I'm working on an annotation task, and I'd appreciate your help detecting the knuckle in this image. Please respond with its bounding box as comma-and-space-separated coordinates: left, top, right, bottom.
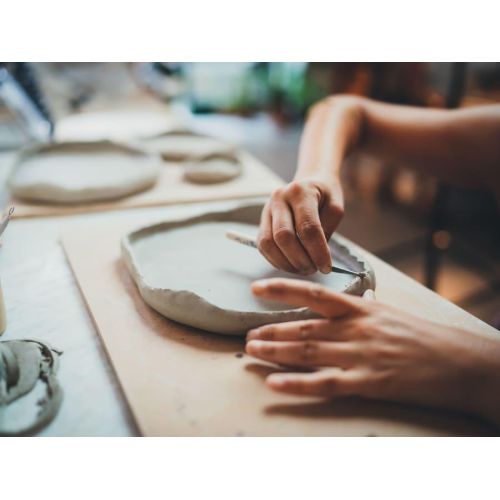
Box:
350, 318, 373, 340
309, 283, 326, 299
318, 376, 339, 396
285, 181, 304, 198
298, 321, 314, 339
274, 227, 295, 246
300, 341, 318, 362
257, 235, 274, 253
260, 326, 276, 340
271, 187, 285, 200
298, 221, 320, 240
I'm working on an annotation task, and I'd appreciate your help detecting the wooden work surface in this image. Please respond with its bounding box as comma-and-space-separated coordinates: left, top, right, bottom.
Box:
10, 152, 282, 218
61, 213, 499, 436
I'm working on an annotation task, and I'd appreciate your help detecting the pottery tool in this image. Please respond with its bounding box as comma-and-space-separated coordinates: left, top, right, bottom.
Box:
0, 207, 14, 238
226, 230, 367, 278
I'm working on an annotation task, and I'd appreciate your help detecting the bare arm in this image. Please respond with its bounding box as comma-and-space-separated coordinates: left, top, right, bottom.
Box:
299, 94, 500, 188
258, 95, 500, 274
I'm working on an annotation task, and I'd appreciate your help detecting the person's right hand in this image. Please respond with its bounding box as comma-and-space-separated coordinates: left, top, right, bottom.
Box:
257, 178, 344, 275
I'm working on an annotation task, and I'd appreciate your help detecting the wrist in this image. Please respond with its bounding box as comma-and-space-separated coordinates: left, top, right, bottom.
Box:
293, 171, 340, 189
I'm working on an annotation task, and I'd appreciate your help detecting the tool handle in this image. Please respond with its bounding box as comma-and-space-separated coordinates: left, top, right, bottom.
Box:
226, 230, 258, 249
0, 206, 14, 239
226, 229, 367, 279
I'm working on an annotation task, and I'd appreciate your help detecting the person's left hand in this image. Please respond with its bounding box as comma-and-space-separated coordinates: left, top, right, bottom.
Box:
245, 278, 500, 424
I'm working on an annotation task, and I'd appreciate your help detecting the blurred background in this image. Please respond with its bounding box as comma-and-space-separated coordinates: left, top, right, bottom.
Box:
1, 62, 499, 327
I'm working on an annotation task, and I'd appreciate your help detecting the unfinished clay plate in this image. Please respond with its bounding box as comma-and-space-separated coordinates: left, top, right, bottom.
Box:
121, 204, 376, 335
8, 141, 162, 204
137, 129, 236, 162
183, 152, 243, 185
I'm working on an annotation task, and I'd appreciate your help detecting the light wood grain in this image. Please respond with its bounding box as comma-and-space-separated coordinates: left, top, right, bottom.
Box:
61, 217, 499, 436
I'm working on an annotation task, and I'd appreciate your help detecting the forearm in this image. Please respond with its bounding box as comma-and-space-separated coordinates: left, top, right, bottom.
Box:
361, 99, 500, 189
295, 96, 364, 185
296, 95, 500, 191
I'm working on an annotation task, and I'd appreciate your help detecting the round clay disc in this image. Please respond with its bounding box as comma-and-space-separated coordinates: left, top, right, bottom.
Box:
184, 155, 243, 184
139, 131, 235, 162
8, 141, 161, 204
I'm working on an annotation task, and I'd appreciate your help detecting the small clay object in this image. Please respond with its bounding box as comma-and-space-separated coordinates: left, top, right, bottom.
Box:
184, 153, 243, 185
138, 129, 235, 162
0, 339, 63, 436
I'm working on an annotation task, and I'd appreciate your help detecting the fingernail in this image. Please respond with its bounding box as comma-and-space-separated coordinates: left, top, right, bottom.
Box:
320, 266, 331, 274
251, 281, 267, 294
267, 374, 286, 388
245, 340, 262, 354
246, 329, 259, 340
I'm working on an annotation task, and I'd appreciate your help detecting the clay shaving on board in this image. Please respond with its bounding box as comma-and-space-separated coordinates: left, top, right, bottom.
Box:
0, 339, 63, 436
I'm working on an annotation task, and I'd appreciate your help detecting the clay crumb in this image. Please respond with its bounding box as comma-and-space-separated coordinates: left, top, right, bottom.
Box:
235, 352, 244, 359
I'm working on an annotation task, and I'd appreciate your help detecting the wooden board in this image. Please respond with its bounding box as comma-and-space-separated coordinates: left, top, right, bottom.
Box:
61, 215, 499, 436
10, 152, 283, 218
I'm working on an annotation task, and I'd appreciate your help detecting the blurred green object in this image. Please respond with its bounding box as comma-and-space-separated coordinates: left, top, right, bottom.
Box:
186, 63, 328, 122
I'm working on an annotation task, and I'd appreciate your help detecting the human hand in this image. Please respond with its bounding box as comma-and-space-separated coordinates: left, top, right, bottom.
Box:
257, 178, 344, 276
246, 278, 500, 424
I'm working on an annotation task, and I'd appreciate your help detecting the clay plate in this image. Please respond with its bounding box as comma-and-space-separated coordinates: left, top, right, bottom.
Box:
121, 204, 375, 335
8, 140, 161, 204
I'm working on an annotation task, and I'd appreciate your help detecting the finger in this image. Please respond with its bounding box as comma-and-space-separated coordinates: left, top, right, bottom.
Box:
319, 200, 343, 242
251, 278, 362, 318
257, 203, 297, 273
363, 289, 376, 301
266, 369, 363, 397
245, 339, 358, 368
271, 199, 315, 274
286, 189, 332, 274
247, 319, 351, 342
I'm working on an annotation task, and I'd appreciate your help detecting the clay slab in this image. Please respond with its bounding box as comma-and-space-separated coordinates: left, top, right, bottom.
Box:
184, 153, 243, 184
137, 130, 235, 162
122, 204, 375, 335
8, 141, 162, 204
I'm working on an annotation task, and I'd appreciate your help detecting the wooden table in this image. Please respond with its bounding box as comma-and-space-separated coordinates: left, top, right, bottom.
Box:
1, 115, 498, 436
